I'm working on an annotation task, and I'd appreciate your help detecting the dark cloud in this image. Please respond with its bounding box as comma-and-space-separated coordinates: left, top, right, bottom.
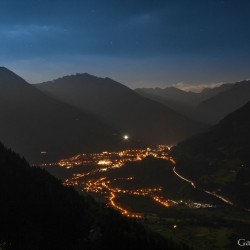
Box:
0, 0, 249, 86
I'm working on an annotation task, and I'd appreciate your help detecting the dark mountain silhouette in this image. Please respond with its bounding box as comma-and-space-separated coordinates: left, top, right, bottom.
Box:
135, 87, 199, 118
172, 101, 250, 208
0, 67, 123, 163
135, 84, 233, 119
35, 74, 204, 146
196, 81, 250, 124
0, 142, 186, 250
136, 87, 199, 107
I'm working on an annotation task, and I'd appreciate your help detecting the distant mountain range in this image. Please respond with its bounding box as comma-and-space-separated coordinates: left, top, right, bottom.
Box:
136, 84, 233, 108
196, 81, 250, 123
136, 81, 250, 124
135, 84, 233, 118
172, 101, 250, 208
0, 67, 203, 163
35, 73, 203, 146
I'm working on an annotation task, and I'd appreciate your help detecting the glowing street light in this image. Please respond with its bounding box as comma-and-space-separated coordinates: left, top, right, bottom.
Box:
123, 135, 129, 140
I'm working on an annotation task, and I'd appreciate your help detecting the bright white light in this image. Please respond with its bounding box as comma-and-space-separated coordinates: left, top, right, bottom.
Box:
97, 160, 111, 165
123, 135, 129, 140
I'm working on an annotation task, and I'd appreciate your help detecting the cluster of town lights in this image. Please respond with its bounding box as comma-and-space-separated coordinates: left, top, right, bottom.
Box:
44, 144, 220, 217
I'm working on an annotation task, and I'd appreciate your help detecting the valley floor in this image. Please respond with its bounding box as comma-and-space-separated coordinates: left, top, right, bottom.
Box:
40, 146, 250, 249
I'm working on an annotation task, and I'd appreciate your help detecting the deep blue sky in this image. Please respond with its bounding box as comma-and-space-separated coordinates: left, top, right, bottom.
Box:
0, 0, 250, 88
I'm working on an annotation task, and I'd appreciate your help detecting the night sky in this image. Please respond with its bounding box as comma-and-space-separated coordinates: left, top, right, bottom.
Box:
0, 0, 250, 89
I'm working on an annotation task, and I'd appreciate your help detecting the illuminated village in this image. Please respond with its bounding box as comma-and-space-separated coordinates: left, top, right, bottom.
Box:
41, 144, 216, 218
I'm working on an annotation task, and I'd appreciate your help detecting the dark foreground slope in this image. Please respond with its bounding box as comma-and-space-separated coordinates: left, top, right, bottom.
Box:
0, 67, 122, 163
0, 142, 187, 250
36, 74, 204, 145
172, 101, 250, 208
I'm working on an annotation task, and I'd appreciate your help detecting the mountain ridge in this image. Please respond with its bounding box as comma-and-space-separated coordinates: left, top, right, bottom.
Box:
0, 68, 125, 163
196, 80, 250, 123
36, 73, 205, 146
